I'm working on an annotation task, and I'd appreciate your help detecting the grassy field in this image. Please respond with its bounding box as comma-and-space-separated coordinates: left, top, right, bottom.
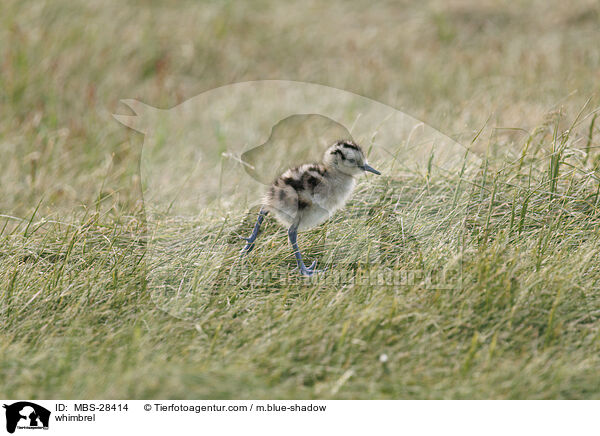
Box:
1, 0, 600, 399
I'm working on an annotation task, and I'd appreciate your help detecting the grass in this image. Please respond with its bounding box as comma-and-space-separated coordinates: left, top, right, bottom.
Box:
1, 0, 600, 399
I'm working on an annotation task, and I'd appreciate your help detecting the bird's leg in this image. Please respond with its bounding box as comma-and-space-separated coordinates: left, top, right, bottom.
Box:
288, 224, 322, 276
240, 208, 268, 256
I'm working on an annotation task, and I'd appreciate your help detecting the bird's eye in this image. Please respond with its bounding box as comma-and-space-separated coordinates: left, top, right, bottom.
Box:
348, 158, 356, 164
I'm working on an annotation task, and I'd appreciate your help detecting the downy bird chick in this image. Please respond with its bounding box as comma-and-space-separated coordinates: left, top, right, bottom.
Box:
241, 140, 381, 276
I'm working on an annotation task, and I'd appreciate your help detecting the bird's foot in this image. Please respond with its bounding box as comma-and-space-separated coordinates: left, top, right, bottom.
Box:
299, 260, 327, 277
240, 246, 252, 257
239, 237, 255, 257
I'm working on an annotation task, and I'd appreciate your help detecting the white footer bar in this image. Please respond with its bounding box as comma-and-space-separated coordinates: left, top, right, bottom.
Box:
0, 400, 595, 435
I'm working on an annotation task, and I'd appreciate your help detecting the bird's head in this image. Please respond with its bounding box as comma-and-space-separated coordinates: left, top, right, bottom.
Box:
323, 140, 381, 176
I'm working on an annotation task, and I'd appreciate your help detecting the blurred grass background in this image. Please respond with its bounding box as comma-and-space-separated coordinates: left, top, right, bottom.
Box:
2, 0, 599, 215
1, 0, 600, 398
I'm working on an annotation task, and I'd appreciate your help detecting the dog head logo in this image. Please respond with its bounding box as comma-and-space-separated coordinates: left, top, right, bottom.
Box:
114, 80, 480, 320
3, 402, 50, 434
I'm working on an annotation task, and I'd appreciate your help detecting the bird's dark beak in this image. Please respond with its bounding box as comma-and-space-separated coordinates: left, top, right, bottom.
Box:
362, 164, 381, 175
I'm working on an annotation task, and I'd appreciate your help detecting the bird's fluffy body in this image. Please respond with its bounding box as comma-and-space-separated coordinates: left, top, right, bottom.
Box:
264, 162, 356, 231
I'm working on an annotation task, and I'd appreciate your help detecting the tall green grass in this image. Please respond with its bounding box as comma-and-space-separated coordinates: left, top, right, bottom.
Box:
1, 0, 599, 398
2, 110, 600, 398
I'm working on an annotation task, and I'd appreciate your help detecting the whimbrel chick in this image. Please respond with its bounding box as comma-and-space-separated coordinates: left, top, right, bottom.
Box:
241, 140, 381, 276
